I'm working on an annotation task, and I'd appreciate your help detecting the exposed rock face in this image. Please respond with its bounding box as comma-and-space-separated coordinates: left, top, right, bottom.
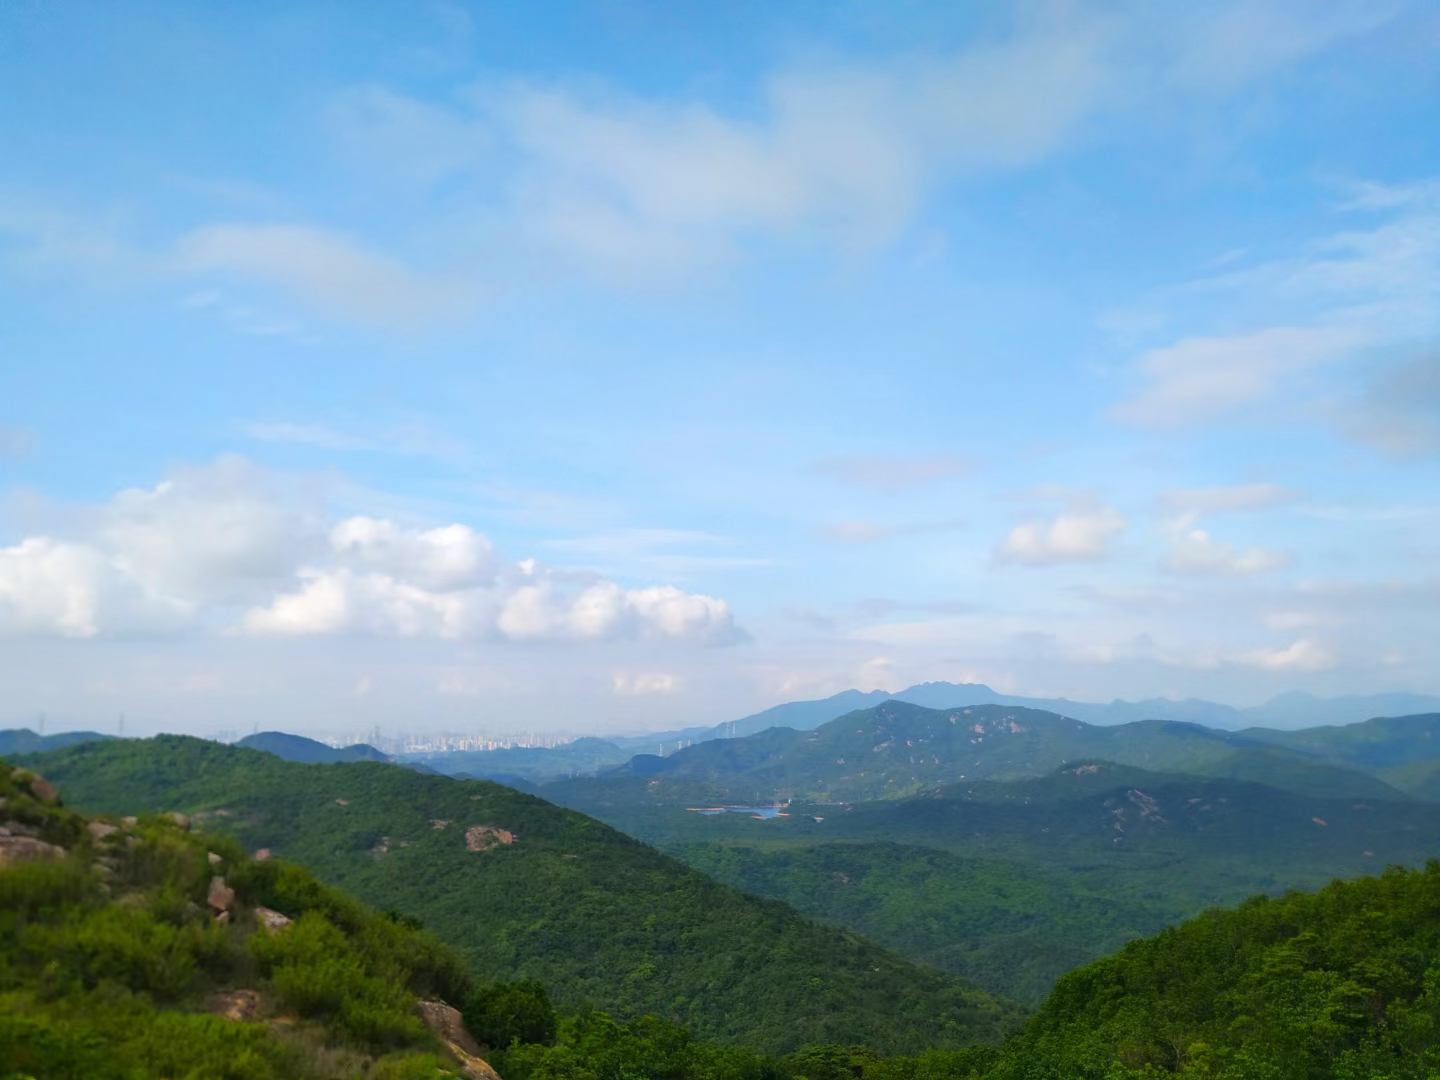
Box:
11, 768, 59, 804
164, 812, 191, 830
0, 833, 65, 865
465, 825, 516, 852
210, 989, 263, 1022
415, 1000, 501, 1080
254, 906, 291, 933
88, 821, 120, 840
207, 875, 235, 913
208, 851, 222, 866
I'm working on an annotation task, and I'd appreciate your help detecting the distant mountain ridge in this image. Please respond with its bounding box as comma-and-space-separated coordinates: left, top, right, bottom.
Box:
462, 683, 1440, 782
552, 702, 1440, 806
698, 682, 1440, 743
0, 727, 113, 755
237, 730, 390, 764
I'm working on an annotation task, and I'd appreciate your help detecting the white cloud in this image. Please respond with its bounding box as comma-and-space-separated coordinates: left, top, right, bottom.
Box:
813, 455, 974, 490
1161, 517, 1290, 577
997, 506, 1127, 565
244, 530, 742, 646
1244, 638, 1337, 672
1111, 326, 1361, 429
1158, 483, 1297, 513
0, 537, 191, 638
613, 672, 680, 695
308, 2, 1401, 281
174, 224, 476, 327
97, 457, 322, 604
0, 459, 744, 646
330, 516, 497, 591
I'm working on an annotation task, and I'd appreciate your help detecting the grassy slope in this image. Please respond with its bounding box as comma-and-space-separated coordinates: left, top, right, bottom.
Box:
25, 735, 1019, 1055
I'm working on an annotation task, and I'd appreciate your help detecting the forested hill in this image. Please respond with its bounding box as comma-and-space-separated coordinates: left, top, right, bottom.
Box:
582, 701, 1440, 803
989, 860, 1440, 1078
22, 735, 1019, 1054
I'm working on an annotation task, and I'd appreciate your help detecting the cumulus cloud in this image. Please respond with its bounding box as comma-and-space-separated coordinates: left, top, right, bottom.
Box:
0, 537, 190, 638
0, 458, 320, 638
1161, 516, 1290, 577
1110, 326, 1360, 429
996, 506, 1127, 565
813, 455, 974, 490
242, 520, 742, 645
0, 460, 745, 646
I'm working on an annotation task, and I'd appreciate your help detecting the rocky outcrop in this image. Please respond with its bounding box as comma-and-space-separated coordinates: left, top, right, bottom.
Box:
465, 825, 516, 852
11, 768, 59, 804
207, 875, 235, 915
254, 905, 291, 933
210, 988, 263, 1022
415, 1000, 501, 1080
0, 828, 65, 865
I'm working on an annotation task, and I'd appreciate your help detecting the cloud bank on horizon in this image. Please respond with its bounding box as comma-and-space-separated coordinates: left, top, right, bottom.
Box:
0, 0, 1437, 737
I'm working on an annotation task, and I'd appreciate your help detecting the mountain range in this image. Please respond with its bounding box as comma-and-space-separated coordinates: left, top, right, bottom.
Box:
406, 682, 1440, 784
548, 700, 1440, 805
18, 734, 1016, 1054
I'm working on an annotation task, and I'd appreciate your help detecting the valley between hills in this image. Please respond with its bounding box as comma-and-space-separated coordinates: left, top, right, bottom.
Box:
9, 687, 1440, 1078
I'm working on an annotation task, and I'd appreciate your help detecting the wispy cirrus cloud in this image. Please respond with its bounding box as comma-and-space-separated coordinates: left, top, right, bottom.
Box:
1110, 325, 1361, 429
1158, 483, 1298, 513
813, 455, 974, 490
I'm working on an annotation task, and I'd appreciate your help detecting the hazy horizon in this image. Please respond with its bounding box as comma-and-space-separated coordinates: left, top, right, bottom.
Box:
3, 2, 1439, 736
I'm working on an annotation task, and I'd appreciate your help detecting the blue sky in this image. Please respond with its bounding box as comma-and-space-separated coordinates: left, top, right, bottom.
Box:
2, 0, 1439, 738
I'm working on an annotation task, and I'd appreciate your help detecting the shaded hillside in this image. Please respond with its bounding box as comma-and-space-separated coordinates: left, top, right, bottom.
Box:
238, 731, 390, 764
0, 757, 486, 1080
23, 736, 1019, 1054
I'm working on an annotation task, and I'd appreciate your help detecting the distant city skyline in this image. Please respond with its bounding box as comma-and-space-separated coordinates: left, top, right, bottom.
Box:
2, 1, 1439, 737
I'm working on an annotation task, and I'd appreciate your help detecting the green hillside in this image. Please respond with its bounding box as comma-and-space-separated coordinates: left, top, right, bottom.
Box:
22, 735, 1019, 1054
0, 758, 488, 1080
555, 760, 1440, 1005
988, 860, 1440, 1079
577, 702, 1411, 805
672, 840, 1172, 1007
